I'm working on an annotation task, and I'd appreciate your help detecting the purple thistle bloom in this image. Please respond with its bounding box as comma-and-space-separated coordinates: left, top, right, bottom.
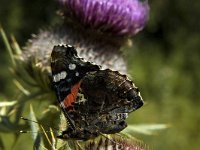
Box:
58, 0, 149, 36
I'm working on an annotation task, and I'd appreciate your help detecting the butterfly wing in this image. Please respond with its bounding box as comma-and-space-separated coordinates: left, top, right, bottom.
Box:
51, 45, 100, 130
74, 69, 143, 134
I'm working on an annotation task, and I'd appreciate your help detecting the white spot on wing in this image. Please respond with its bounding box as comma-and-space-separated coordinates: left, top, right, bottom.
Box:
53, 71, 67, 82
53, 74, 60, 82
124, 113, 128, 119
67, 45, 72, 48
75, 72, 79, 76
69, 63, 76, 70
60, 71, 67, 79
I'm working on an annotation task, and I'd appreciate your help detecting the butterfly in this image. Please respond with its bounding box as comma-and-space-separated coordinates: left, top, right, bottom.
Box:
51, 45, 143, 140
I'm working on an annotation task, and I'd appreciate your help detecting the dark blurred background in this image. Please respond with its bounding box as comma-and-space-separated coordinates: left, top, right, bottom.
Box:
0, 0, 200, 149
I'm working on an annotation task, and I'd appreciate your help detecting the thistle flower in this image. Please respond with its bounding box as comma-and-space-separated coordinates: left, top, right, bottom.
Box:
58, 134, 149, 149
84, 136, 149, 150
58, 0, 150, 36
23, 26, 128, 75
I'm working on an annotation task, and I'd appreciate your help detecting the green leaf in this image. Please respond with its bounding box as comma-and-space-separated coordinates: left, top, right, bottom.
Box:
0, 101, 17, 107
11, 35, 22, 55
0, 27, 15, 66
123, 124, 169, 135
13, 79, 30, 96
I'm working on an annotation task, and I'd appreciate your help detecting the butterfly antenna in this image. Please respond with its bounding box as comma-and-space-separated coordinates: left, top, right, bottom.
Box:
20, 126, 57, 149
20, 116, 60, 132
19, 130, 57, 134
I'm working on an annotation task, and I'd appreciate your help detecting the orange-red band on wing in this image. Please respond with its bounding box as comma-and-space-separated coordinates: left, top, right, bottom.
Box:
63, 81, 81, 110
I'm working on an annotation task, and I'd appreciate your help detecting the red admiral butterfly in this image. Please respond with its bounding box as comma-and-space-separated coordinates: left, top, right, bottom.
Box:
51, 45, 143, 140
